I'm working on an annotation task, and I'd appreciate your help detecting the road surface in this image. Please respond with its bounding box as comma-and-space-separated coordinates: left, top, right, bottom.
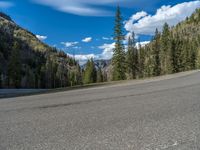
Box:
0, 70, 200, 150
0, 89, 47, 98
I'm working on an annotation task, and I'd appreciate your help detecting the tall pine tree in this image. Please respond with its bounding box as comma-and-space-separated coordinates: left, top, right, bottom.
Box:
112, 6, 126, 81
138, 41, 145, 78
152, 28, 161, 76
161, 23, 171, 74
126, 32, 138, 79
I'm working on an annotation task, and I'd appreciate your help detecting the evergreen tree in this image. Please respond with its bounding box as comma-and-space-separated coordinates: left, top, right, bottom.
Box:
161, 23, 171, 74
96, 67, 103, 83
83, 58, 97, 84
8, 42, 21, 88
56, 63, 65, 88
152, 28, 161, 76
52, 60, 58, 88
45, 54, 53, 88
112, 6, 126, 81
189, 40, 197, 70
170, 38, 179, 73
138, 41, 145, 78
170, 34, 188, 73
126, 32, 138, 79
143, 46, 153, 77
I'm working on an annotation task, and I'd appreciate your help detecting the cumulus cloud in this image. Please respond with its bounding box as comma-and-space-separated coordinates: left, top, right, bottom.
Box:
61, 41, 79, 48
36, 35, 47, 41
82, 37, 92, 43
125, 1, 200, 35
98, 42, 115, 60
130, 11, 148, 21
32, 0, 132, 16
0, 1, 14, 8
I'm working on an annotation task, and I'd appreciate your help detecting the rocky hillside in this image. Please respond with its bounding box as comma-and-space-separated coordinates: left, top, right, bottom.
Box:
0, 12, 82, 88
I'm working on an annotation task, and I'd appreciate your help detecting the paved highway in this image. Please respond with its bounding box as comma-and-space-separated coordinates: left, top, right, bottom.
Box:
0, 71, 200, 150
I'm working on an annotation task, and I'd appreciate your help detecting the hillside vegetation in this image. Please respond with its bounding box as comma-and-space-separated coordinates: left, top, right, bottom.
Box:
1, 8, 200, 89
109, 8, 200, 81
0, 12, 82, 88
139, 8, 200, 77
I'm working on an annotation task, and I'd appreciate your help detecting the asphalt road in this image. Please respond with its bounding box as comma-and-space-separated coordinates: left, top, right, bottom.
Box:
0, 89, 47, 98
0, 70, 200, 150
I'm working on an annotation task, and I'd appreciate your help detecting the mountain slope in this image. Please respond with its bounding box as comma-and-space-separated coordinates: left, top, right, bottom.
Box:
104, 9, 200, 80
0, 12, 82, 88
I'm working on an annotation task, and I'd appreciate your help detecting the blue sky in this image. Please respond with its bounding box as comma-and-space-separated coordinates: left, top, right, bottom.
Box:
0, 0, 200, 64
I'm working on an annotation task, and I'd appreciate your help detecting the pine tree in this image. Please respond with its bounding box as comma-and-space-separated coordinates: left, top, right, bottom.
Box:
96, 67, 103, 83
189, 40, 197, 70
143, 45, 153, 77
83, 58, 97, 84
170, 34, 185, 73
161, 23, 171, 74
170, 38, 179, 73
45, 54, 53, 88
112, 6, 126, 81
8, 41, 21, 88
152, 28, 161, 76
56, 63, 64, 88
138, 41, 145, 78
126, 32, 138, 79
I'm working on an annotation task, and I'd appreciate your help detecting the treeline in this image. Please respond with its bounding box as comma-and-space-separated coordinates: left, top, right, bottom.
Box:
83, 8, 200, 83
0, 38, 82, 89
111, 7, 200, 81
1, 8, 200, 89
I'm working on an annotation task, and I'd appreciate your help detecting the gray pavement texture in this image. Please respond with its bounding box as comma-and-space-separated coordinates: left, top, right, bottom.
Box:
0, 70, 200, 150
0, 89, 47, 98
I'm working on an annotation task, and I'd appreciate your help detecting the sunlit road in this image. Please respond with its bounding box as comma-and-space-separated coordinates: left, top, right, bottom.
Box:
0, 70, 200, 150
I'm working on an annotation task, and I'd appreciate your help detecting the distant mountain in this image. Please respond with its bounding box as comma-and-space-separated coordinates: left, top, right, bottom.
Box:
82, 59, 111, 68
0, 12, 82, 88
93, 60, 113, 81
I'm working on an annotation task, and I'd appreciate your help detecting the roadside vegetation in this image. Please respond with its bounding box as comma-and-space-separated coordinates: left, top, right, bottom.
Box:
1, 8, 200, 89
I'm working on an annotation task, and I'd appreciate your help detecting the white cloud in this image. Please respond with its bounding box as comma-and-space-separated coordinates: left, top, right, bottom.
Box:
68, 41, 149, 65
61, 41, 78, 48
102, 37, 113, 40
32, 0, 132, 16
68, 53, 96, 65
125, 1, 200, 35
136, 41, 150, 48
0, 1, 14, 8
67, 42, 114, 65
36, 35, 47, 41
131, 11, 148, 21
74, 54, 96, 60
98, 42, 115, 60
73, 46, 81, 49
82, 37, 92, 43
